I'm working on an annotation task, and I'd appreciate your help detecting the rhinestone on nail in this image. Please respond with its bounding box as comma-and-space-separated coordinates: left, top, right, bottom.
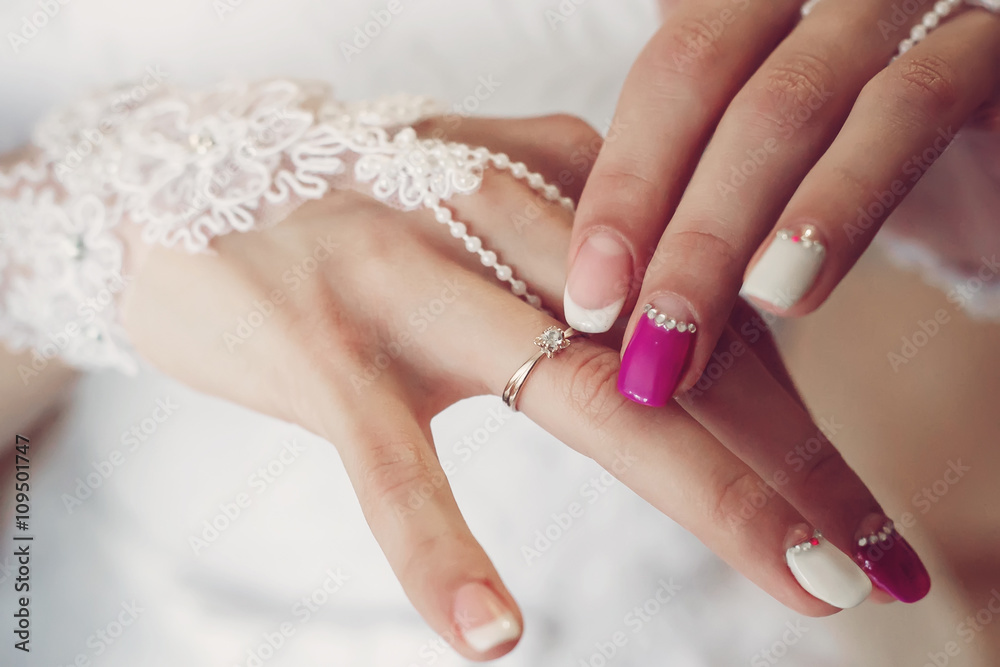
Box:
642, 306, 696, 334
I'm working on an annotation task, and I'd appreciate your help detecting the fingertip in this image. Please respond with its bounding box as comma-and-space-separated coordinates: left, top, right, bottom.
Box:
564, 230, 633, 334
453, 581, 523, 659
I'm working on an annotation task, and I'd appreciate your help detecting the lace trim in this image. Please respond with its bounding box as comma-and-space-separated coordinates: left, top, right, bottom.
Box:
0, 79, 574, 373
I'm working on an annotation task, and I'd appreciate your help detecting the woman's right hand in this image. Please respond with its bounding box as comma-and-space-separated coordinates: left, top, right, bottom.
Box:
118, 114, 924, 660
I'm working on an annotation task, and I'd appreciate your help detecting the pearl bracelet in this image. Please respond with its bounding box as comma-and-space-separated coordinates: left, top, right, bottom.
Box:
802, 0, 1000, 62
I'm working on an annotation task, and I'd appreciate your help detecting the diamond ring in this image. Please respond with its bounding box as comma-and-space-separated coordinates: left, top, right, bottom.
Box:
502, 326, 582, 411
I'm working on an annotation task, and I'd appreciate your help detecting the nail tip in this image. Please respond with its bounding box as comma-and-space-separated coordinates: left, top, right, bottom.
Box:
852, 524, 931, 604
562, 289, 622, 334
463, 616, 522, 653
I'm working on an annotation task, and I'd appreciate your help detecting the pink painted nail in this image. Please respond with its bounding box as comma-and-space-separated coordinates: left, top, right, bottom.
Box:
617, 299, 696, 407
852, 516, 931, 603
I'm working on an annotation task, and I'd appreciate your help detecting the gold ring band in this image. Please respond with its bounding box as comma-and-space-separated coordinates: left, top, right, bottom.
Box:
502, 326, 581, 411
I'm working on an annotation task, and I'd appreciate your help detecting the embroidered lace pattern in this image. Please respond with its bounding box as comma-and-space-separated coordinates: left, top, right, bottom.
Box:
0, 79, 575, 372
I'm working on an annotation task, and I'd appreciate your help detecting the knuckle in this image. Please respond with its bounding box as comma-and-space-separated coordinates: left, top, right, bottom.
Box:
710, 470, 770, 531
591, 164, 661, 212
660, 227, 741, 274
882, 55, 961, 118
564, 347, 629, 429
361, 438, 437, 506
546, 113, 602, 149
740, 52, 837, 134
797, 443, 851, 493
653, 15, 727, 80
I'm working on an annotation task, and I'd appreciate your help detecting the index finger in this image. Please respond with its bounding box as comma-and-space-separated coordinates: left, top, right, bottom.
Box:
563, 0, 801, 334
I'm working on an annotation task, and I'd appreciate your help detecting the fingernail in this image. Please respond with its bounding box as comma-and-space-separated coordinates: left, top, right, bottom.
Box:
852, 515, 931, 603
564, 231, 631, 333
454, 582, 521, 654
742, 226, 826, 310
785, 526, 872, 609
617, 297, 695, 406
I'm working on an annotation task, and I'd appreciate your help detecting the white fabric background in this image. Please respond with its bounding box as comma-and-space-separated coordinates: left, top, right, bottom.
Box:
1, 1, 842, 665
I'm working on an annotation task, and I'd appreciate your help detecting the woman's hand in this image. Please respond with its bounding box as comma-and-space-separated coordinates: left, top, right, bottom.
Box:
119, 115, 922, 661
564, 0, 1000, 404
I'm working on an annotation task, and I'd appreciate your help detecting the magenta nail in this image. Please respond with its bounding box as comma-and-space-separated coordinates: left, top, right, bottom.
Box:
617, 303, 695, 407
852, 517, 931, 603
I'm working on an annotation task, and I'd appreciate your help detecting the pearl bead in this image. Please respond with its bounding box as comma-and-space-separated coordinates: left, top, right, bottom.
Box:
480, 250, 497, 267
526, 295, 542, 307
511, 280, 526, 296
922, 12, 939, 27
910, 24, 927, 41
527, 173, 544, 188
934, 1, 950, 15
449, 222, 466, 238
495, 265, 512, 281
899, 38, 914, 53
464, 236, 482, 252
510, 162, 527, 178
434, 207, 452, 223
491, 153, 510, 168
543, 184, 560, 199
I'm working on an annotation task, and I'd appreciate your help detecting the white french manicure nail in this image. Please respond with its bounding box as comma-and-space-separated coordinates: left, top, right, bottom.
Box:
563, 288, 625, 333
455, 582, 521, 653
785, 531, 872, 609
742, 227, 825, 310
463, 616, 522, 653
563, 232, 631, 333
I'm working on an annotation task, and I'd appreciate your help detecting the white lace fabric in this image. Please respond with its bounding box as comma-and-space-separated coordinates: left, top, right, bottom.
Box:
0, 79, 572, 373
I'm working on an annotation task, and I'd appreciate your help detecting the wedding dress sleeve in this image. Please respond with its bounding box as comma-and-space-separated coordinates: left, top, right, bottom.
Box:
0, 79, 573, 374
